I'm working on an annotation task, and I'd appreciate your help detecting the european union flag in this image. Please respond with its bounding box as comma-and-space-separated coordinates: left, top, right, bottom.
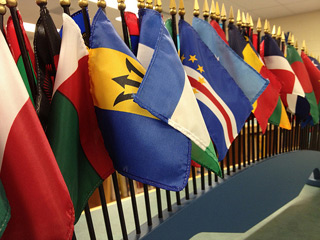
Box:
88, 9, 191, 191
179, 20, 252, 161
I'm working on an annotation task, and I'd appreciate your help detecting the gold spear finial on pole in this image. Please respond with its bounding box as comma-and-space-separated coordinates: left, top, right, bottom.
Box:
250, 15, 253, 28
228, 6, 234, 23
215, 1, 220, 21
155, 0, 162, 13
146, 0, 153, 9
281, 31, 285, 42
169, 0, 176, 15
203, 0, 209, 19
295, 39, 298, 50
276, 26, 281, 39
137, 0, 145, 9
193, 0, 200, 17
210, 0, 215, 20
117, 0, 126, 11
301, 40, 306, 51
263, 19, 269, 34
236, 9, 241, 27
220, 3, 226, 21
256, 17, 261, 32
246, 12, 250, 27
60, 0, 71, 7
271, 25, 276, 38
178, 0, 185, 17
288, 32, 292, 45
267, 21, 271, 34
241, 11, 246, 27
292, 35, 295, 47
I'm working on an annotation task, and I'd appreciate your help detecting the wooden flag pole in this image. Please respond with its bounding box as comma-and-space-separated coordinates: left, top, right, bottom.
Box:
78, 0, 90, 47
117, 0, 130, 48
7, 0, 37, 102
60, 0, 70, 15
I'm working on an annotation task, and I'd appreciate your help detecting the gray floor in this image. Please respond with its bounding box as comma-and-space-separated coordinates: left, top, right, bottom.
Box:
191, 184, 320, 240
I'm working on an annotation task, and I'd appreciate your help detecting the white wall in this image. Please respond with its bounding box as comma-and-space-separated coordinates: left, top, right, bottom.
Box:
269, 10, 320, 57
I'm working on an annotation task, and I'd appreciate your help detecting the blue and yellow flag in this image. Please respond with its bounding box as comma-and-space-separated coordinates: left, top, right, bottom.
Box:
88, 9, 191, 191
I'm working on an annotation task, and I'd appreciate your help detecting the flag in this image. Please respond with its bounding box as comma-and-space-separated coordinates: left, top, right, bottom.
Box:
46, 14, 114, 222
89, 9, 194, 191
124, 11, 140, 56
34, 6, 61, 127
286, 45, 319, 124
261, 34, 309, 120
0, 31, 74, 240
210, 19, 228, 44
60, 9, 89, 37
228, 23, 281, 132
135, 9, 221, 175
179, 19, 252, 161
308, 56, 320, 71
192, 17, 269, 105
301, 51, 320, 116
6, 11, 36, 106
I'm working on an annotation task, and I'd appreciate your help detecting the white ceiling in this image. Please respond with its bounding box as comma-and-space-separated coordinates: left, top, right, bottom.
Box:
2, 0, 320, 40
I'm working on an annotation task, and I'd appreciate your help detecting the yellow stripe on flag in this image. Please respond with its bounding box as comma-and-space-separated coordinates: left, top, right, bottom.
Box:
279, 101, 291, 130
242, 44, 263, 73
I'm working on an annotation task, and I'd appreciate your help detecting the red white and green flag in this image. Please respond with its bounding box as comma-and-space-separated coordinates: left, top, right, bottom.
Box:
46, 14, 114, 222
286, 45, 319, 124
301, 51, 320, 120
0, 30, 74, 240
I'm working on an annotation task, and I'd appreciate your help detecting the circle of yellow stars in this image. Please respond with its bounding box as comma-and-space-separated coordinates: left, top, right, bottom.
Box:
180, 54, 206, 94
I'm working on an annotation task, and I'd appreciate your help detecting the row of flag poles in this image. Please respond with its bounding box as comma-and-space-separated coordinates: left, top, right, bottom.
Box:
0, 0, 319, 239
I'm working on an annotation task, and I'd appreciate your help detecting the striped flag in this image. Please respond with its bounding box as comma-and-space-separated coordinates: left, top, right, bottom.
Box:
0, 30, 74, 240
192, 17, 269, 105
262, 34, 310, 120
179, 19, 252, 161
228, 24, 281, 133
89, 9, 196, 190
301, 51, 320, 118
135, 9, 221, 175
286, 45, 319, 124
46, 14, 114, 222
124, 11, 140, 55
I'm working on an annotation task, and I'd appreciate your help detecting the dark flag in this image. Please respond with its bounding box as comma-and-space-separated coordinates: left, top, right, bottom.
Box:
34, 6, 61, 127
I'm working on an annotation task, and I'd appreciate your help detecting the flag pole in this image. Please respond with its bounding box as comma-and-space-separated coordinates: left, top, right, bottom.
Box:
209, 0, 215, 22
256, 18, 261, 53
78, 0, 90, 47
241, 11, 246, 35
118, 0, 131, 48
167, 0, 182, 205
60, 0, 70, 15
0, 2, 5, 36
276, 26, 281, 47
215, 1, 220, 23
249, 15, 253, 41
246, 12, 250, 37
7, 0, 37, 102
220, 3, 226, 32
137, 0, 154, 223
178, 0, 192, 197
271, 24, 276, 40
236, 9, 241, 31
202, 0, 209, 22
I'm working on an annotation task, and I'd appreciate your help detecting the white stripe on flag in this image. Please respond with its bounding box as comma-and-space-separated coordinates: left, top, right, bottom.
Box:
53, 14, 88, 96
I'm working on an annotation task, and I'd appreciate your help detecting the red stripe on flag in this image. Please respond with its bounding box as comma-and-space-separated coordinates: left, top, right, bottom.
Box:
291, 61, 313, 93
269, 69, 295, 94
58, 56, 114, 179
188, 76, 234, 144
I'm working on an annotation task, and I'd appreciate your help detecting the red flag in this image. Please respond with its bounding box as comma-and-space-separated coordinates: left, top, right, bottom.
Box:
210, 20, 228, 45
0, 31, 74, 240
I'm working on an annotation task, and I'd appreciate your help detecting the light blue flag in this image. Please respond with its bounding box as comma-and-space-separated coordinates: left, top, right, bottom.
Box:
135, 9, 221, 175
192, 17, 269, 104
